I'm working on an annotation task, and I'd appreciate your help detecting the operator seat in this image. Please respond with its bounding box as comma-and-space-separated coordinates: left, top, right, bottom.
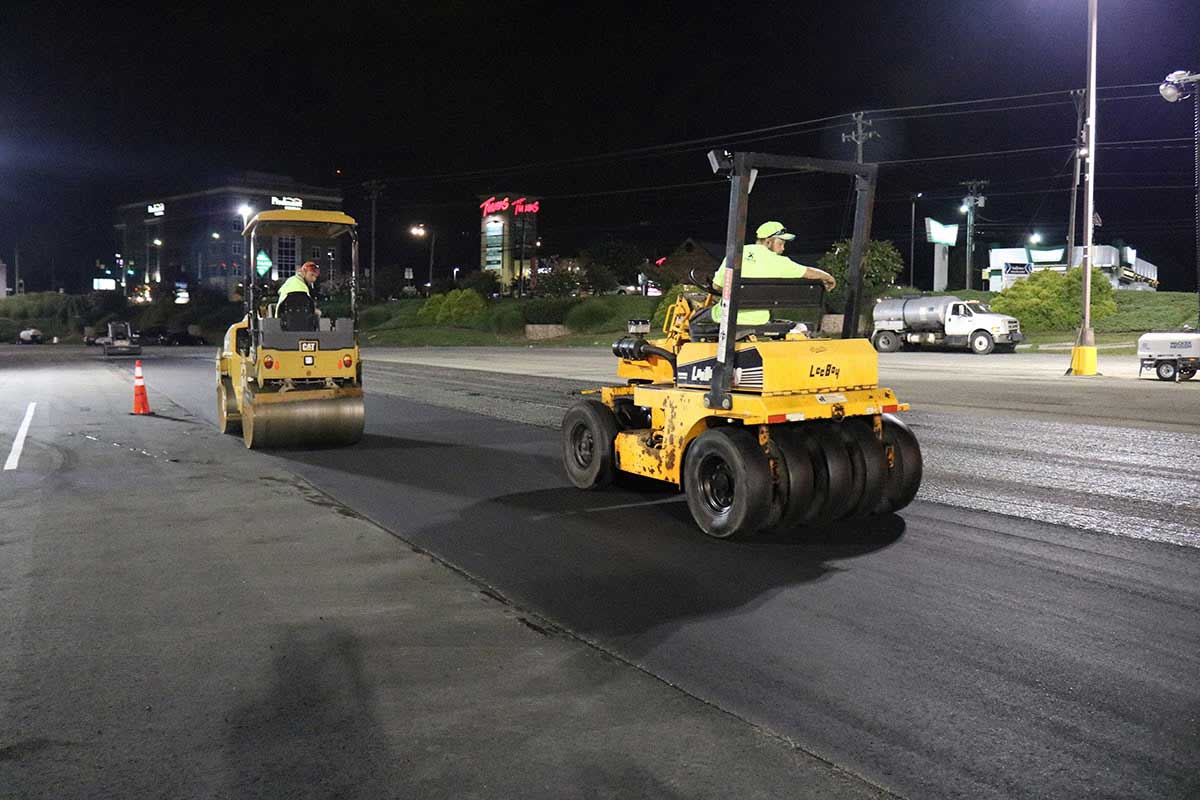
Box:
687, 277, 824, 342
277, 292, 318, 332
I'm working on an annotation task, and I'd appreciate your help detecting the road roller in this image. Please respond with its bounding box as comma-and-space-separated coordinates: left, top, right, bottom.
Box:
216, 209, 364, 449
561, 150, 922, 538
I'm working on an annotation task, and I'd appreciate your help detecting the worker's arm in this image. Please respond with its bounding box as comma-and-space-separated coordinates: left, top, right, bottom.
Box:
801, 265, 837, 291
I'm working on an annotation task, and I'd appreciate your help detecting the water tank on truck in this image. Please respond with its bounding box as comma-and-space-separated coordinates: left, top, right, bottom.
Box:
871, 295, 1023, 355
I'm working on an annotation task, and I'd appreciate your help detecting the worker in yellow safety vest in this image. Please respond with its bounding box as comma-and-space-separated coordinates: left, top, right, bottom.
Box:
712, 221, 836, 324
278, 261, 320, 306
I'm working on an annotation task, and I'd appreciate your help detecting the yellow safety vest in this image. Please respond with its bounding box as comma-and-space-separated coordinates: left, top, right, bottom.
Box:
277, 274, 312, 305
712, 244, 809, 324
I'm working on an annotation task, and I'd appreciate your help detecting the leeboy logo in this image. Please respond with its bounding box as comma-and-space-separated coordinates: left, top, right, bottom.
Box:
689, 365, 713, 383
810, 363, 840, 379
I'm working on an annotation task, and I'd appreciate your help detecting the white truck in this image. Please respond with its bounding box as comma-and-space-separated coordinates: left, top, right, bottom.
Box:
1138, 330, 1198, 381
871, 295, 1023, 355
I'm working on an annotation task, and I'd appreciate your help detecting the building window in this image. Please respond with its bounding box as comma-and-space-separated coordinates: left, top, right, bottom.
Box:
276, 235, 297, 278
311, 246, 321, 261
231, 239, 243, 256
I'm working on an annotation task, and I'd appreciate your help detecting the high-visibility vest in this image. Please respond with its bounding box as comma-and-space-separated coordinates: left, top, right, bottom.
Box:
712, 244, 809, 324
277, 274, 311, 305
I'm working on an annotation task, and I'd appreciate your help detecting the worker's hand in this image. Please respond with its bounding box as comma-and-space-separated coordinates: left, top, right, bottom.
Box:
823, 276, 837, 291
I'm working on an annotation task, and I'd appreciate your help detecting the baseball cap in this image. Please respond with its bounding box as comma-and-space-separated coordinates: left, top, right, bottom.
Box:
755, 221, 795, 240
300, 260, 320, 273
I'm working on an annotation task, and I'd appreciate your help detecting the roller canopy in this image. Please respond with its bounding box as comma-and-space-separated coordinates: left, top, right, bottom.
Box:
242, 209, 358, 239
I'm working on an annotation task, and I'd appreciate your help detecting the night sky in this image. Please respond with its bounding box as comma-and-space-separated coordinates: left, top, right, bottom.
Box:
2, 1, 1197, 292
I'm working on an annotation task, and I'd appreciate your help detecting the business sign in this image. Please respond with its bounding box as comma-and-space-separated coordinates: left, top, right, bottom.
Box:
1003, 264, 1031, 275
480, 196, 540, 217
271, 195, 303, 209
147, 202, 165, 216
924, 218, 959, 246
255, 249, 273, 277
1027, 246, 1065, 263
404, 267, 414, 280
92, 278, 118, 291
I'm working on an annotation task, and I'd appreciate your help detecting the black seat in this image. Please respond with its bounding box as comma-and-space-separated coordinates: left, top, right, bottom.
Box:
277, 292, 318, 332
688, 277, 825, 342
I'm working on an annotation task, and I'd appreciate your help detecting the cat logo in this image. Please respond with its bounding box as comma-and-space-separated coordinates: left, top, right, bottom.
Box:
300, 340, 318, 352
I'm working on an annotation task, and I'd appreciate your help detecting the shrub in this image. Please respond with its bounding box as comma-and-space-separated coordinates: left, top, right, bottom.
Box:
651, 284, 694, 330
0, 318, 18, 342
535, 265, 581, 297
416, 293, 447, 323
523, 297, 579, 324
486, 304, 525, 334
416, 289, 487, 326
358, 304, 393, 329
991, 267, 1116, 332
461, 270, 501, 297
817, 239, 904, 312
564, 300, 613, 332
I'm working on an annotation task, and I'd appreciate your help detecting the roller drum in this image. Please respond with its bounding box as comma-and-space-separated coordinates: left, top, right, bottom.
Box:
242, 391, 365, 449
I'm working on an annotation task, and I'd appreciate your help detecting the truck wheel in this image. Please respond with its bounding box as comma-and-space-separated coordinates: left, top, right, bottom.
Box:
1155, 361, 1178, 381
683, 427, 771, 539
872, 330, 901, 353
969, 330, 995, 355
561, 400, 619, 489
1180, 368, 1196, 381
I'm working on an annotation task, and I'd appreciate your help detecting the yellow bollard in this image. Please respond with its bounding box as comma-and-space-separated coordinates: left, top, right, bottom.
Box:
1067, 345, 1098, 376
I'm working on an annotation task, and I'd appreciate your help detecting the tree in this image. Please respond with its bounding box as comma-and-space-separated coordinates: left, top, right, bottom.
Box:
816, 239, 904, 312
535, 262, 581, 297
579, 239, 644, 289
460, 269, 501, 297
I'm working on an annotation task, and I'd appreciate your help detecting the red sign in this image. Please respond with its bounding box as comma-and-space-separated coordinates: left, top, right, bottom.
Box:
480, 196, 540, 217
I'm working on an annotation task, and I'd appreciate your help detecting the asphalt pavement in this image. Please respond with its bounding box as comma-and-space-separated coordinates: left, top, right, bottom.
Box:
2, 345, 1198, 799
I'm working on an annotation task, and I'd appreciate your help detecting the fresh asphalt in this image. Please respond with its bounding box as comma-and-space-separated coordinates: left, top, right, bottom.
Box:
126, 346, 1200, 799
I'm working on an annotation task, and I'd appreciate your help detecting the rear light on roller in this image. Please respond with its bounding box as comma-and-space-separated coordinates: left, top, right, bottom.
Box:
263, 355, 274, 369
342, 355, 353, 368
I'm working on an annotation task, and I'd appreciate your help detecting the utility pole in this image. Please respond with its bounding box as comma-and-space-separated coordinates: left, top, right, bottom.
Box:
842, 112, 879, 164
14, 244, 20, 294
960, 180, 988, 290
1071, 0, 1100, 375
1065, 90, 1086, 275
363, 180, 385, 301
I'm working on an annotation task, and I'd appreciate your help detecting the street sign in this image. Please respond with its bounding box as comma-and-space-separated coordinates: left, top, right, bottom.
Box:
404, 267, 414, 280
255, 250, 273, 277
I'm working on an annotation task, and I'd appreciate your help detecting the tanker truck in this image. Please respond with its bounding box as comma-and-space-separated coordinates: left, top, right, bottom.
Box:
871, 295, 1022, 355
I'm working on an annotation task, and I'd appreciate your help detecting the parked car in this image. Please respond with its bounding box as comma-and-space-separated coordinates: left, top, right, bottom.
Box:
138, 326, 208, 346
615, 282, 663, 297
17, 327, 45, 344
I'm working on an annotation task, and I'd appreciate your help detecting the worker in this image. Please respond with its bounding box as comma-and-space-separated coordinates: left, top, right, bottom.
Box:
278, 261, 320, 306
712, 221, 836, 324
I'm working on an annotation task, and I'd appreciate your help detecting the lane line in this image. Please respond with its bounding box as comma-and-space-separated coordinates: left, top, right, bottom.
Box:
4, 402, 37, 471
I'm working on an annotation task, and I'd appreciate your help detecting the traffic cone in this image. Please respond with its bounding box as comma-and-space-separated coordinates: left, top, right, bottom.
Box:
132, 360, 152, 415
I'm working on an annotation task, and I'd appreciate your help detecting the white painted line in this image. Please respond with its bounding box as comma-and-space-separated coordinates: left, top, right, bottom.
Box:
4, 402, 37, 471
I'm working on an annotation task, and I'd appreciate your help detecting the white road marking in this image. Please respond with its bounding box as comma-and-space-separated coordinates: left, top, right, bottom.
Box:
4, 402, 37, 471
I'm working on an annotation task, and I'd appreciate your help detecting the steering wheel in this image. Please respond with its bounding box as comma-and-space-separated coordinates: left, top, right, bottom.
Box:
689, 268, 721, 297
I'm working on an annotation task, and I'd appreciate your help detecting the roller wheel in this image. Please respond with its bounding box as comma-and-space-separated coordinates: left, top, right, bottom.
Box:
217, 376, 241, 435
1181, 368, 1196, 381
808, 424, 857, 522
876, 414, 923, 514
970, 330, 995, 355
683, 427, 771, 539
770, 426, 818, 531
839, 419, 887, 518
1156, 361, 1178, 381
561, 400, 619, 489
873, 330, 901, 353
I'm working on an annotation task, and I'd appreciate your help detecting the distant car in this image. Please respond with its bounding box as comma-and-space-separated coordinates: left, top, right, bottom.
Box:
615, 283, 663, 297
160, 330, 208, 346
17, 327, 45, 344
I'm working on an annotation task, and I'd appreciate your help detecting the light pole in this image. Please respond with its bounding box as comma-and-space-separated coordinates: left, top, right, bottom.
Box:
237, 205, 254, 301
1160, 69, 1200, 328
1070, 0, 1100, 376
909, 192, 922, 288
410, 224, 436, 292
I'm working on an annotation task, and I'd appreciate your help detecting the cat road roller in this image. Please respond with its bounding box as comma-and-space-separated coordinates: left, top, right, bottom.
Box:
216, 209, 364, 449
561, 150, 922, 538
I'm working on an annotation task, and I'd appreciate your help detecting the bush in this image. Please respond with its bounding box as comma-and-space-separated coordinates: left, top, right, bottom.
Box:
651, 284, 693, 331
991, 267, 1116, 332
416, 294, 447, 324
461, 270, 501, 297
523, 297, 579, 324
416, 289, 487, 326
0, 318, 18, 342
486, 304, 525, 334
534, 265, 581, 297
817, 239, 904, 312
564, 300, 613, 332
358, 304, 393, 329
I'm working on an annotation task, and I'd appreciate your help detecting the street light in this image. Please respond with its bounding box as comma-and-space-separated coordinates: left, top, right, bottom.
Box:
152, 238, 163, 247
237, 204, 253, 225
959, 204, 969, 214
410, 224, 436, 292
909, 192, 923, 288
1029, 232, 1042, 245
1159, 69, 1200, 327
453, 267, 460, 282
211, 232, 220, 240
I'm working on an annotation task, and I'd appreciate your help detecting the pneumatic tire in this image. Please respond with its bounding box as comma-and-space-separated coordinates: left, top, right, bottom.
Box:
683, 427, 771, 539
1156, 361, 1178, 381
217, 376, 241, 435
970, 330, 995, 355
875, 414, 923, 514
873, 330, 901, 353
561, 400, 619, 489
839, 419, 887, 519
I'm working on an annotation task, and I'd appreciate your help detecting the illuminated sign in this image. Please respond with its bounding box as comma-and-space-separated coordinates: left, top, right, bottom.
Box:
255, 250, 274, 277
924, 218, 958, 246
147, 202, 165, 216
480, 196, 540, 217
271, 196, 303, 209
1122, 246, 1137, 266
1027, 247, 1065, 263
92, 278, 118, 291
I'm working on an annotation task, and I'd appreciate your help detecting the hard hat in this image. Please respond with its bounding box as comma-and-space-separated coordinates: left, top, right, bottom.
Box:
755, 221, 795, 241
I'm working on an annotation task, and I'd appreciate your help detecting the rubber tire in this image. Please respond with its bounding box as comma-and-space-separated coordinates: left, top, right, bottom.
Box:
1181, 368, 1196, 381
808, 424, 857, 522
873, 330, 901, 353
970, 330, 995, 355
217, 376, 241, 435
771, 426, 818, 531
561, 400, 619, 489
1156, 361, 1178, 381
683, 427, 771, 539
875, 413, 923, 514
839, 419, 888, 518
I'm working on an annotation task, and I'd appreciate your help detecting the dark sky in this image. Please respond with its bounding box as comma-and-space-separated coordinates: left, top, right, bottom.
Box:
2, 1, 1197, 291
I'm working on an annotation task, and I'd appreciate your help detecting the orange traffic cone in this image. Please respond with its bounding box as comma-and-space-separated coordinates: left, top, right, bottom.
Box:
132, 360, 152, 415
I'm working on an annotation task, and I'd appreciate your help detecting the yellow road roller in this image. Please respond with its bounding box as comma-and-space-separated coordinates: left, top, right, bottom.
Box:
216, 209, 364, 449
562, 150, 922, 538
